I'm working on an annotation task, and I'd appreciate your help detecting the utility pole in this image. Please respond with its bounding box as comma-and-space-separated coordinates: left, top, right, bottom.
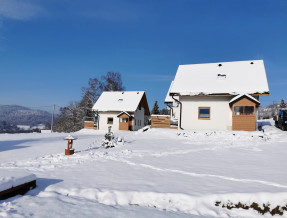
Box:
51, 104, 55, 133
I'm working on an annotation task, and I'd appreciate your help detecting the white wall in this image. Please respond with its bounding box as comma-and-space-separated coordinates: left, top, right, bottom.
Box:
171, 103, 180, 120
180, 96, 233, 130
98, 112, 120, 131
166, 96, 180, 120
133, 107, 145, 130
98, 108, 146, 131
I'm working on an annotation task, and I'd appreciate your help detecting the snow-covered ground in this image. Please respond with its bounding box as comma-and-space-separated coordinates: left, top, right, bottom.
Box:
0, 119, 287, 217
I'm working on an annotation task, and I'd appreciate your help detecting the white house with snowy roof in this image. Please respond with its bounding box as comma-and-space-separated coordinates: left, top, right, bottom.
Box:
92, 91, 150, 131
166, 60, 269, 131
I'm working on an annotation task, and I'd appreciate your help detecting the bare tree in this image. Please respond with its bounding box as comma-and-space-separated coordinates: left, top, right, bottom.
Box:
81, 78, 101, 105
100, 72, 125, 91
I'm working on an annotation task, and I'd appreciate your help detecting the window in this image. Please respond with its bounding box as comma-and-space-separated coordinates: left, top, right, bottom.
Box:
234, 106, 254, 115
107, 117, 113, 124
134, 119, 136, 126
198, 107, 210, 119
140, 120, 141, 126
120, 118, 128, 123
138, 120, 140, 126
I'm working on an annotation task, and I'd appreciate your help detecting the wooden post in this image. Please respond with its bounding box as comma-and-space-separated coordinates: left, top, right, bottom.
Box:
64, 135, 76, 155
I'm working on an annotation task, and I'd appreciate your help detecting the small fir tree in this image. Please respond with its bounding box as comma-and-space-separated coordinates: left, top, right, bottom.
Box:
151, 101, 160, 115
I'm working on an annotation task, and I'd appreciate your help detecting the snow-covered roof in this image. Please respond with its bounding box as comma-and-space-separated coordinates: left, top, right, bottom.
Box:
117, 111, 133, 117
164, 81, 174, 103
229, 94, 260, 105
92, 91, 145, 112
64, 135, 77, 140
169, 60, 269, 96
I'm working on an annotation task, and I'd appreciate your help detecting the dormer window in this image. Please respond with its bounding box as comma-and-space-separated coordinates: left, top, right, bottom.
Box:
118, 99, 123, 102
217, 74, 226, 80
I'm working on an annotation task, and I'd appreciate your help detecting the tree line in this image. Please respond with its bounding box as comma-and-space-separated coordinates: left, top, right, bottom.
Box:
258, 99, 287, 119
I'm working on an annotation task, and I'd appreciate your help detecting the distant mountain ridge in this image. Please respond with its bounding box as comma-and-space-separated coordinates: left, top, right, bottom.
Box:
0, 105, 52, 127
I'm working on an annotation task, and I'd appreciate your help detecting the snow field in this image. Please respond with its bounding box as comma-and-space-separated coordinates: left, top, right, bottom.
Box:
0, 119, 287, 217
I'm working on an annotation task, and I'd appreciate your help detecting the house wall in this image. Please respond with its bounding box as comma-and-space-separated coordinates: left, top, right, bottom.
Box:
171, 103, 180, 120
98, 109, 145, 131
133, 107, 145, 130
166, 96, 180, 120
180, 96, 233, 130
97, 105, 148, 131
98, 112, 120, 131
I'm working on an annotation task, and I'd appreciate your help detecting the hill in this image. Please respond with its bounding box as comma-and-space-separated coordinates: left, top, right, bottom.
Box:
0, 105, 52, 128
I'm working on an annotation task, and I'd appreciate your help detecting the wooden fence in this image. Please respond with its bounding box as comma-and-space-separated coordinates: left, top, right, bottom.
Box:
84, 121, 97, 130
151, 115, 177, 129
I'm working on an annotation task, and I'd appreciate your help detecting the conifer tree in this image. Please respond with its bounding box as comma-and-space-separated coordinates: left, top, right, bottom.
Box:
151, 101, 160, 115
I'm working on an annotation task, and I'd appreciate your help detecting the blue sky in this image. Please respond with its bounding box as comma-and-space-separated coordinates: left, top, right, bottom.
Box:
0, 0, 286, 112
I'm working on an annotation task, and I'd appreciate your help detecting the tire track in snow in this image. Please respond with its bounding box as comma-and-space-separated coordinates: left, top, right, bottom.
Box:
111, 158, 287, 189
150, 147, 216, 157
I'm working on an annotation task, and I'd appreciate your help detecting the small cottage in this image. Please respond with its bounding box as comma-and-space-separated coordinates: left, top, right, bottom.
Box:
92, 91, 150, 131
166, 60, 269, 131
